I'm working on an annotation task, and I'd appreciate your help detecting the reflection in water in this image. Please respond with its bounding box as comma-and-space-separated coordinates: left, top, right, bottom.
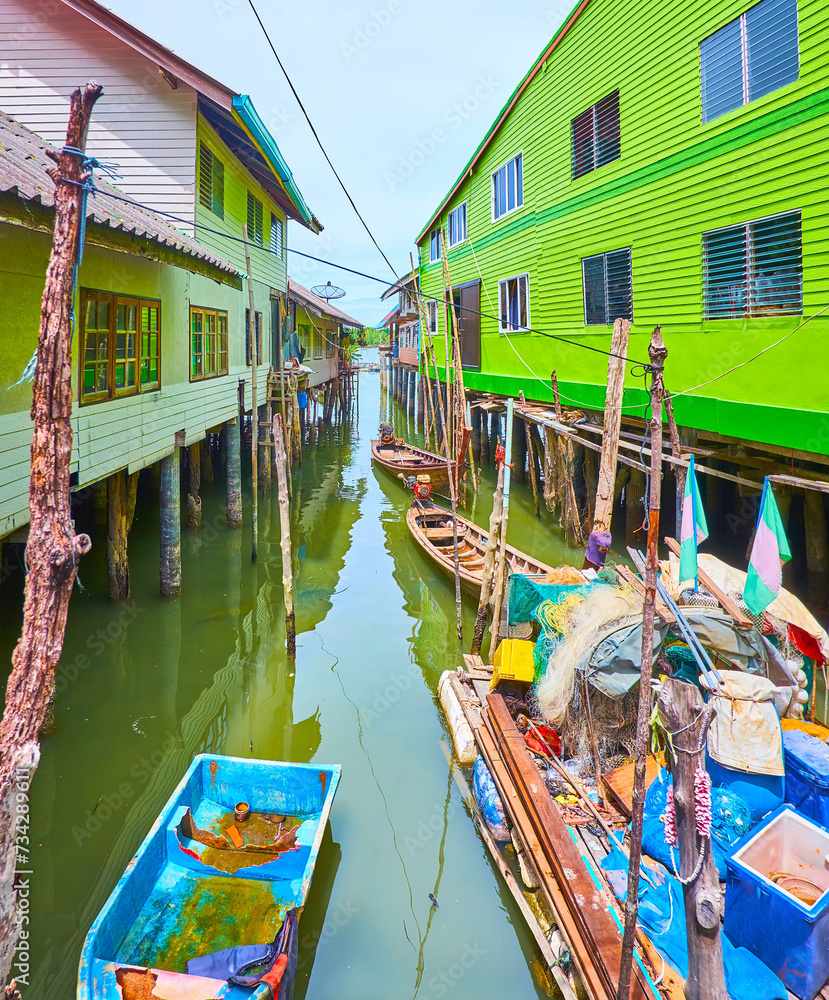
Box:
2, 350, 565, 999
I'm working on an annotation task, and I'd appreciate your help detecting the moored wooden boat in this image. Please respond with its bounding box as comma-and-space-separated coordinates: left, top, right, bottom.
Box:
407, 502, 556, 599
78, 754, 341, 1000
371, 438, 458, 493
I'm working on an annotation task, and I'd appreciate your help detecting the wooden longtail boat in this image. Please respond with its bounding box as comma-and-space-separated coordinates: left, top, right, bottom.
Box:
407, 502, 555, 599
371, 438, 459, 494
78, 754, 341, 1000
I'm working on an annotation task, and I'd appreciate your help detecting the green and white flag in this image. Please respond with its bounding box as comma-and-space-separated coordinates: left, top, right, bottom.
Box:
679, 455, 708, 588
744, 479, 791, 615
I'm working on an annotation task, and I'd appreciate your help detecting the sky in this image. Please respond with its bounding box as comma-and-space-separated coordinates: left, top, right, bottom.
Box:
104, 0, 573, 326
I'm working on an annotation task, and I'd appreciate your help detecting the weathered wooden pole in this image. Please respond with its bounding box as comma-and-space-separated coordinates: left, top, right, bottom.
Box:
0, 83, 100, 985
187, 441, 201, 530
520, 396, 540, 515
480, 409, 490, 465
408, 369, 416, 419
491, 398, 515, 654
258, 403, 271, 494
273, 413, 296, 657
664, 390, 687, 539
225, 416, 242, 526
242, 224, 258, 562
625, 468, 646, 544
591, 318, 631, 538
618, 326, 667, 1000
107, 469, 130, 600
472, 458, 505, 656
416, 372, 424, 429
159, 447, 181, 596
657, 679, 727, 1000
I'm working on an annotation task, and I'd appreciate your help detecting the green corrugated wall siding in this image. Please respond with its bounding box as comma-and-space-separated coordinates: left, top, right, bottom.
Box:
417, 0, 829, 454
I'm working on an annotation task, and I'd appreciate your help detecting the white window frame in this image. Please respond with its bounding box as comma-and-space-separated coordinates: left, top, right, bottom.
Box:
447, 201, 467, 247
427, 300, 438, 334
429, 228, 442, 262
498, 273, 530, 333
491, 152, 524, 222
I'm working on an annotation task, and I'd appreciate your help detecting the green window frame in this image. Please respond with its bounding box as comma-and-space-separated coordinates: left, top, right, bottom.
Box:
190, 306, 229, 381
80, 290, 160, 404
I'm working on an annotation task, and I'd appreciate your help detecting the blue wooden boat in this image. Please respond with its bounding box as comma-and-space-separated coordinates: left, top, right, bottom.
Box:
78, 753, 341, 1000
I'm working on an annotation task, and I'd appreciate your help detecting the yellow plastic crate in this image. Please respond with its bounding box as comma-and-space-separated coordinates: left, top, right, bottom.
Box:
491, 639, 535, 688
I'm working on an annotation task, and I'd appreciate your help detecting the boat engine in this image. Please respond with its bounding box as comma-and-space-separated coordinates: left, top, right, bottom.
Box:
414, 474, 432, 500
379, 422, 395, 446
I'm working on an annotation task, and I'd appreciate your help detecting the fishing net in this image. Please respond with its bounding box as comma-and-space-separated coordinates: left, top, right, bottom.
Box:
535, 583, 643, 729
507, 574, 586, 626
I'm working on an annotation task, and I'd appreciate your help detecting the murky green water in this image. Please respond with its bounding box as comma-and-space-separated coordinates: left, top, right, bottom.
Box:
1, 350, 592, 999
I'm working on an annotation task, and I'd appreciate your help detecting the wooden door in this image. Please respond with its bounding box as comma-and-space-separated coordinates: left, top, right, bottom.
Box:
459, 281, 481, 370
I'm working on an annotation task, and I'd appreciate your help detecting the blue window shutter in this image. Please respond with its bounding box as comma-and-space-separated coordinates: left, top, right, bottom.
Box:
701, 17, 744, 123
746, 0, 799, 102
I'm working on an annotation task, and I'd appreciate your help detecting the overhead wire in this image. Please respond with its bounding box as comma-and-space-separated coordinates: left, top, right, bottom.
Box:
77, 186, 825, 399
244, 0, 398, 279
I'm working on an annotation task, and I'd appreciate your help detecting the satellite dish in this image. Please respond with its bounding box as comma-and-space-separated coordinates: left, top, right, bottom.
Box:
311, 281, 346, 302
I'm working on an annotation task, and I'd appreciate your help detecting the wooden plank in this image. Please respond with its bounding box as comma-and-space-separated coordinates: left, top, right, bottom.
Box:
615, 565, 675, 623
594, 318, 631, 532
769, 473, 829, 494
602, 755, 665, 821
664, 536, 752, 626
438, 738, 579, 1000
485, 695, 652, 1000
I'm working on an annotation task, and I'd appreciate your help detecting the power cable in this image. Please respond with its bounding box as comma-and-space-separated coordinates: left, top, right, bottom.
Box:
245, 0, 398, 280
74, 186, 824, 392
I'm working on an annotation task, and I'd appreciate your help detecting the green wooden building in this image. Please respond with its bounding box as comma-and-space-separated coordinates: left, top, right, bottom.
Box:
415, 0, 829, 460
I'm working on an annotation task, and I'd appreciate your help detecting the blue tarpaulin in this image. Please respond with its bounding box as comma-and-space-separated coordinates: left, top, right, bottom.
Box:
601, 848, 786, 1000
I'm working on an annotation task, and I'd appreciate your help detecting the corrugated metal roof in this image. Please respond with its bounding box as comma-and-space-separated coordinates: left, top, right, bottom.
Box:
288, 278, 364, 329
377, 306, 399, 328
0, 111, 239, 277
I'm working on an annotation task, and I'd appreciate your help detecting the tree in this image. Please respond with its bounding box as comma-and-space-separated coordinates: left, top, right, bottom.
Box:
0, 83, 101, 988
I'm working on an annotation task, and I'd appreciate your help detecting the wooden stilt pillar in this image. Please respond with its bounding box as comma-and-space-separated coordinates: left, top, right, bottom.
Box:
776, 487, 795, 588
258, 404, 271, 493
804, 490, 829, 601
511, 415, 526, 485
160, 447, 181, 596
200, 437, 214, 482
480, 409, 489, 465
471, 405, 482, 463
187, 441, 202, 530
93, 479, 107, 526
107, 468, 129, 600
408, 370, 416, 418
226, 417, 242, 527
626, 468, 647, 545
126, 470, 139, 533
417, 373, 424, 429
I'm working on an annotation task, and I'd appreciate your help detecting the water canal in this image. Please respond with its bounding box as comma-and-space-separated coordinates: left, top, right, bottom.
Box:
1, 351, 590, 999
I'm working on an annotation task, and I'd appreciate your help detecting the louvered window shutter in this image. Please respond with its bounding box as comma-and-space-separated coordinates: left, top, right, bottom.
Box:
499, 280, 508, 332
595, 91, 620, 169
582, 255, 607, 324
212, 158, 224, 219
199, 144, 213, 210
704, 211, 801, 319
518, 275, 528, 329
701, 0, 798, 123
605, 248, 633, 322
